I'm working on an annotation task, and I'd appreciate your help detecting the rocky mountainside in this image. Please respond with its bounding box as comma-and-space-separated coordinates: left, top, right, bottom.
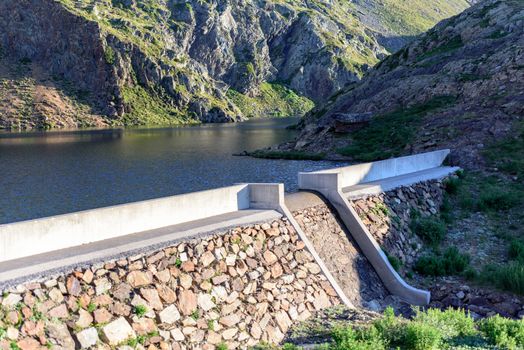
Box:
0, 0, 470, 129
282, 0, 523, 168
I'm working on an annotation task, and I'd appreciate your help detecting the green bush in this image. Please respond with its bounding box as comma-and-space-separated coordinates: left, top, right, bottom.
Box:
478, 187, 519, 211
479, 315, 524, 349
412, 308, 476, 339
384, 251, 401, 271
104, 46, 116, 65
444, 177, 461, 195
410, 217, 447, 245
403, 321, 442, 350
331, 326, 385, 350
414, 247, 470, 276
295, 308, 524, 350
481, 263, 524, 295
509, 240, 524, 263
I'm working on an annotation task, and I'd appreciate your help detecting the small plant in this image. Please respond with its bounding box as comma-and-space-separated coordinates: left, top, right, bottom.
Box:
509, 240, 524, 263
126, 337, 138, 348
443, 177, 461, 195
479, 315, 524, 349
104, 47, 116, 65
481, 263, 524, 295
0, 327, 6, 340
385, 251, 401, 272
30, 309, 44, 322
414, 247, 470, 276
207, 319, 215, 331
478, 186, 519, 211
191, 309, 200, 320
216, 343, 228, 350
133, 305, 147, 318
87, 302, 97, 312
410, 217, 446, 246
175, 258, 182, 268
10, 342, 21, 350
403, 321, 442, 350
371, 203, 389, 217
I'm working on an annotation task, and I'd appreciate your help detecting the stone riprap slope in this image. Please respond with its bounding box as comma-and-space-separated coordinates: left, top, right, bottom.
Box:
283, 0, 523, 167
0, 0, 470, 129
0, 219, 341, 349
350, 180, 445, 270
291, 204, 390, 311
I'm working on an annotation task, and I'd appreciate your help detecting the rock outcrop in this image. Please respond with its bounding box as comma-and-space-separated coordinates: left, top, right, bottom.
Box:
0, 0, 470, 129
285, 0, 524, 167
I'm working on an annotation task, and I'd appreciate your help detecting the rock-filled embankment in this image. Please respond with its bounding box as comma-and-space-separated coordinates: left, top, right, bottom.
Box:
0, 218, 341, 350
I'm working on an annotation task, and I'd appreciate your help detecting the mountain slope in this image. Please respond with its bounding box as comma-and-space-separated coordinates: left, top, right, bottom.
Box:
284, 0, 523, 168
0, 0, 471, 129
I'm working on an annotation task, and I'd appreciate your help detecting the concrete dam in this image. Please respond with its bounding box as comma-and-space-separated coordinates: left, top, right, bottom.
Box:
0, 149, 458, 348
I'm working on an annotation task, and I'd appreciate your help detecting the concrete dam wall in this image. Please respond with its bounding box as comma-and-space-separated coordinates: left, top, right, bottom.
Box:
0, 150, 457, 348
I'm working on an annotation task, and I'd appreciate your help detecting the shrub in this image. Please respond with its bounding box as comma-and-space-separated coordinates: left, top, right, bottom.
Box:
478, 187, 519, 211
104, 46, 116, 65
385, 251, 401, 272
403, 321, 442, 350
414, 247, 470, 276
481, 263, 524, 295
314, 308, 524, 350
410, 217, 446, 245
479, 315, 524, 349
412, 308, 476, 339
331, 326, 386, 350
444, 177, 461, 195
216, 343, 228, 350
509, 240, 524, 263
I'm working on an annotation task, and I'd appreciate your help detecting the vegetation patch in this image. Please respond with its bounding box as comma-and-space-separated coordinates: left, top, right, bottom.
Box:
414, 247, 470, 277
337, 96, 456, 161
227, 83, 314, 119
410, 216, 447, 246
439, 118, 524, 294
120, 84, 195, 126
278, 307, 524, 350
417, 36, 464, 62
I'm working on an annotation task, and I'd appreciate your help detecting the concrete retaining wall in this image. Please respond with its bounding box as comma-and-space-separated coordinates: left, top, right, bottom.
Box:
299, 149, 451, 189
0, 184, 283, 263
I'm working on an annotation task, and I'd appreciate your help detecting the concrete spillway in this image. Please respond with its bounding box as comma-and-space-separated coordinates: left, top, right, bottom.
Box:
286, 192, 391, 309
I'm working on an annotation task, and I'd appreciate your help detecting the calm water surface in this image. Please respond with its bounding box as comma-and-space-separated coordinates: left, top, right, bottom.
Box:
0, 118, 344, 224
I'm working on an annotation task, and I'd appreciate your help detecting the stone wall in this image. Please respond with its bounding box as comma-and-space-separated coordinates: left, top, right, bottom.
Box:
350, 179, 446, 270
0, 218, 340, 350
291, 204, 393, 312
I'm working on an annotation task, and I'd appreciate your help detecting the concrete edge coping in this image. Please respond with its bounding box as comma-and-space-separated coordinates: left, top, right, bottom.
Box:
331, 189, 430, 305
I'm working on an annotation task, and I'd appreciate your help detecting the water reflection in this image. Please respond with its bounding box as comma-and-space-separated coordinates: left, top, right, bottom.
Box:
0, 118, 345, 224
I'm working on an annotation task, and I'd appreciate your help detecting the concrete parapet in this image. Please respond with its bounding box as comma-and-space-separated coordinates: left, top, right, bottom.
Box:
0, 184, 279, 263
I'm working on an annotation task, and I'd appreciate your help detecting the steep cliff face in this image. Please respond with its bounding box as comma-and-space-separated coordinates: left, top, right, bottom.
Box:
0, 0, 470, 129
286, 0, 523, 168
